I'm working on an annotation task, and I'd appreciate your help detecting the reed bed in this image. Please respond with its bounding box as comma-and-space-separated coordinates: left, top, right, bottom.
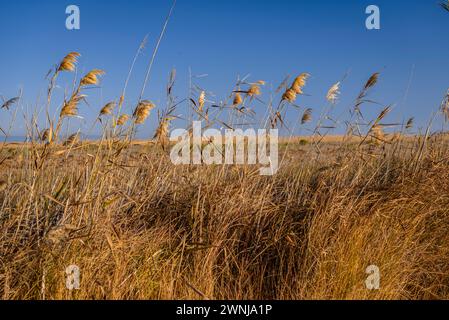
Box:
0, 46, 448, 300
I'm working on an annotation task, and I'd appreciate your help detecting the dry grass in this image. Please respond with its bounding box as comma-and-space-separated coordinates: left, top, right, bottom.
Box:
1, 136, 449, 300
0, 48, 448, 301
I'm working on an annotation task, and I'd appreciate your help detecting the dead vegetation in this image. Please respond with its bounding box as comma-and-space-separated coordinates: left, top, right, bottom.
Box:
0, 40, 448, 300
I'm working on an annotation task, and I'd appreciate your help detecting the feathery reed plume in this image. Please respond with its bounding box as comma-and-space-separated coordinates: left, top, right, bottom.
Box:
247, 84, 261, 97
364, 73, 379, 90
57, 52, 80, 72
1, 97, 19, 110
355, 72, 380, 116
233, 93, 243, 106
282, 88, 297, 103
116, 114, 130, 126
291, 73, 310, 94
326, 82, 341, 104
133, 100, 155, 124
60, 94, 86, 118
80, 69, 105, 87
40, 128, 53, 143
406, 117, 414, 130
119, 95, 125, 107
99, 102, 116, 117
301, 108, 312, 124
63, 133, 79, 146
198, 91, 206, 112
376, 106, 391, 123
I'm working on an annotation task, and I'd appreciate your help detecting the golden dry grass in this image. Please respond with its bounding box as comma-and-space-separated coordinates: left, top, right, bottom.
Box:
0, 135, 448, 300
0, 49, 448, 301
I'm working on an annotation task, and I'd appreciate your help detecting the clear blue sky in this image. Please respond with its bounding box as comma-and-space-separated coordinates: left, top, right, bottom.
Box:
0, 0, 448, 137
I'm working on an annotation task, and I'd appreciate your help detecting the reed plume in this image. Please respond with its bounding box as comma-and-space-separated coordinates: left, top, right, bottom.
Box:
80, 69, 105, 87
133, 100, 155, 124
57, 52, 80, 72
154, 117, 174, 149
116, 114, 130, 126
198, 91, 206, 112
233, 93, 243, 106
99, 102, 116, 117
40, 128, 53, 143
247, 84, 261, 97
60, 94, 86, 118
406, 117, 414, 130
1, 97, 19, 110
326, 82, 340, 104
355, 72, 380, 116
301, 108, 312, 124
291, 73, 310, 94
282, 88, 297, 103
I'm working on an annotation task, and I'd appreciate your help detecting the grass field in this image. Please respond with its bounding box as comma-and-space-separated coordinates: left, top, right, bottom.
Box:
0, 48, 449, 300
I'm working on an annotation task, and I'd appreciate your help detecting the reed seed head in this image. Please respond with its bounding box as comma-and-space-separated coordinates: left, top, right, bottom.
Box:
116, 114, 130, 126
233, 93, 243, 106
282, 88, 297, 103
60, 94, 86, 118
154, 117, 174, 140
99, 102, 116, 116
326, 82, 341, 104
119, 95, 125, 107
291, 73, 310, 94
406, 117, 414, 130
57, 52, 80, 72
80, 69, 105, 87
133, 100, 155, 124
365, 73, 379, 90
301, 108, 312, 124
41, 128, 53, 142
198, 91, 206, 112
247, 85, 261, 97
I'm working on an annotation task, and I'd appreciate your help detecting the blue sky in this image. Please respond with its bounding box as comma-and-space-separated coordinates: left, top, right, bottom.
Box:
0, 0, 448, 137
